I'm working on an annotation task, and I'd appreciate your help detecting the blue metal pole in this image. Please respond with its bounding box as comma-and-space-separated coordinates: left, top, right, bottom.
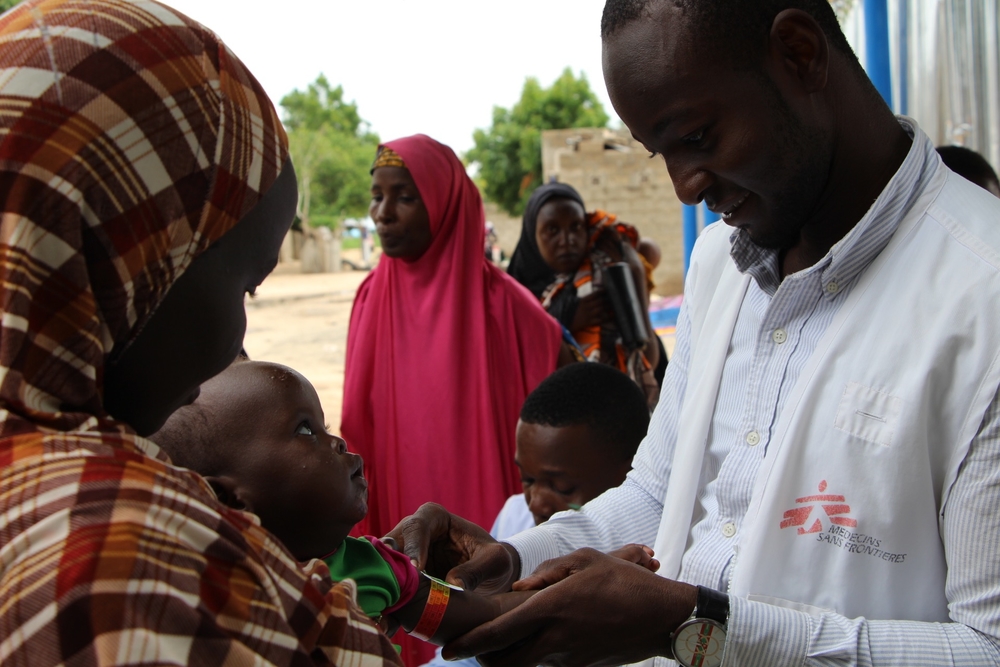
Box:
864, 0, 893, 107
682, 204, 698, 274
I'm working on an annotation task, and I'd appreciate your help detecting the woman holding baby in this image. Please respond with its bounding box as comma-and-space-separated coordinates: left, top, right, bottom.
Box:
0, 1, 400, 664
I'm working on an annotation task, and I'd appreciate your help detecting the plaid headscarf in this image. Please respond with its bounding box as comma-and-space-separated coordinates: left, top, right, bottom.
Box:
0, 1, 400, 664
0, 0, 287, 435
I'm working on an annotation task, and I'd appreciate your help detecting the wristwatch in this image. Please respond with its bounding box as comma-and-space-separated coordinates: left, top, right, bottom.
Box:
670, 586, 729, 667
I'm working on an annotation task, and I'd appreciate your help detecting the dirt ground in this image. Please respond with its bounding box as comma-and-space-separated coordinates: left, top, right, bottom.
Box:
245, 260, 677, 435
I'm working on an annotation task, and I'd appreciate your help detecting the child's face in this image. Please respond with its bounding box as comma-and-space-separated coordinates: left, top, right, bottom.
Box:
188, 362, 368, 560
515, 419, 632, 525
534, 198, 588, 275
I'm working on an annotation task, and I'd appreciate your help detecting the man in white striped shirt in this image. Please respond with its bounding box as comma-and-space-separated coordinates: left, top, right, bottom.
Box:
389, 1, 1000, 666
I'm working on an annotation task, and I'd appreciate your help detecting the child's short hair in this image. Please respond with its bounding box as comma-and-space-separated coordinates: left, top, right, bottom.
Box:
519, 362, 650, 461
152, 358, 259, 477
153, 401, 227, 474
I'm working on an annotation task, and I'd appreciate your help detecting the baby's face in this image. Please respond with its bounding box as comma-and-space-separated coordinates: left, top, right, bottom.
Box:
535, 198, 588, 275
204, 362, 368, 560
515, 419, 631, 525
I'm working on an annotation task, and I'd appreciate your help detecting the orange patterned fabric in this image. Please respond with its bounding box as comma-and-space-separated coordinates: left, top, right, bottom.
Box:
371, 146, 406, 171
0, 1, 400, 665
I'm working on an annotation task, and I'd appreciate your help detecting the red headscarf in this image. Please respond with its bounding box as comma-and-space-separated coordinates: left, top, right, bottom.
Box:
342, 134, 561, 538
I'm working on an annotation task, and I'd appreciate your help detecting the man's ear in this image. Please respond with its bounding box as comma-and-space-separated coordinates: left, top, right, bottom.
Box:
769, 8, 830, 93
205, 475, 253, 513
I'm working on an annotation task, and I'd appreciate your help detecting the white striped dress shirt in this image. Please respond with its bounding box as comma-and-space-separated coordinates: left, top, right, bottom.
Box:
507, 120, 1000, 666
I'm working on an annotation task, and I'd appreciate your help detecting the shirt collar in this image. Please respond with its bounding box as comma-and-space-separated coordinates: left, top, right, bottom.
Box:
729, 117, 936, 296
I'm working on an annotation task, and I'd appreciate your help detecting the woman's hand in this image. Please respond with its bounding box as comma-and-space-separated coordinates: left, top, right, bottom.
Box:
570, 291, 611, 333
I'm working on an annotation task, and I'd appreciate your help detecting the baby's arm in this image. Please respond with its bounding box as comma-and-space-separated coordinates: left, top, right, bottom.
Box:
390, 575, 535, 645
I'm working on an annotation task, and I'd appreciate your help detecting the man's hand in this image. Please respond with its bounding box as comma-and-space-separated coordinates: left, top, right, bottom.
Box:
442, 548, 697, 667
384, 503, 521, 593
514, 544, 660, 591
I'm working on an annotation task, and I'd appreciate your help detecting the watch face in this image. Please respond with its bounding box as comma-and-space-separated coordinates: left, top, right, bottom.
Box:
671, 619, 726, 667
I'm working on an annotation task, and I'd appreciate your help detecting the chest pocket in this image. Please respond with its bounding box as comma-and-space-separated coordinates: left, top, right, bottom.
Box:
834, 382, 903, 447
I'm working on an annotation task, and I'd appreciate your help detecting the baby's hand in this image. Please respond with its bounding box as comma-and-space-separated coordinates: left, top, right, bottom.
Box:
608, 543, 660, 573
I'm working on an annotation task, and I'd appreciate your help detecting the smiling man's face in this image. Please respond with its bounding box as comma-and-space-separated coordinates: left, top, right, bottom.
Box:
602, 4, 833, 250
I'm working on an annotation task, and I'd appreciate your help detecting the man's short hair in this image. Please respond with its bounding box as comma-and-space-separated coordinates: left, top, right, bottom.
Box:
936, 146, 1000, 194
520, 363, 650, 462
601, 0, 858, 70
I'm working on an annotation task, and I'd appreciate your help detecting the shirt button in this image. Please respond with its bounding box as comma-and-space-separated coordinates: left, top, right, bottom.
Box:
826, 281, 840, 294
745, 430, 761, 446
772, 328, 787, 344
721, 522, 737, 538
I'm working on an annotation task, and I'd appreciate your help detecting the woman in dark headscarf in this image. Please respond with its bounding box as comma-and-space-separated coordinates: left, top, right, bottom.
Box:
507, 182, 586, 302
0, 1, 399, 664
509, 182, 666, 406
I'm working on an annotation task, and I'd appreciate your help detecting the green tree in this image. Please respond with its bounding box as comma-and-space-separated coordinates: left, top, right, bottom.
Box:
0, 0, 21, 11
467, 68, 609, 217
281, 75, 379, 229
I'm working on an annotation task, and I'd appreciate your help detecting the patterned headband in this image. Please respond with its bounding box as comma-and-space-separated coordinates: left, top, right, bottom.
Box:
371, 146, 407, 172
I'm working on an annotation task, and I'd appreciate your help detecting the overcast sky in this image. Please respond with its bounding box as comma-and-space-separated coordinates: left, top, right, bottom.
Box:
164, 0, 620, 156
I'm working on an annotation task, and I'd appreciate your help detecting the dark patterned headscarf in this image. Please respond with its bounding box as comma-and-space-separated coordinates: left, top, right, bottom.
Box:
507, 181, 586, 298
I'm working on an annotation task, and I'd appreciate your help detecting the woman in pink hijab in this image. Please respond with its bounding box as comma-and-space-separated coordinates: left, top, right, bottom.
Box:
342, 134, 562, 549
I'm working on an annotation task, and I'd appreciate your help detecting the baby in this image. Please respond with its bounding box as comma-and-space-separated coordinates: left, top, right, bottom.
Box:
152, 359, 529, 644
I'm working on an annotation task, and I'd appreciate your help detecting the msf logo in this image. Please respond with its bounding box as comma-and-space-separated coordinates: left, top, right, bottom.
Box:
780, 480, 857, 535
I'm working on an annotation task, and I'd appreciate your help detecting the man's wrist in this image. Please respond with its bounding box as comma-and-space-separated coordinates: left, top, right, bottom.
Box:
669, 586, 729, 667
658, 580, 699, 658
500, 542, 522, 589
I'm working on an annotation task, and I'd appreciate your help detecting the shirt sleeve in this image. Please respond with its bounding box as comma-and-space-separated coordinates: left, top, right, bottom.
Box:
368, 537, 420, 614
506, 302, 694, 576
722, 386, 1000, 666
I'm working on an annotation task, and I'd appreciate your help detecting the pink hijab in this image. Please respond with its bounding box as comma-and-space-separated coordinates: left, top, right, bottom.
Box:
342, 134, 560, 539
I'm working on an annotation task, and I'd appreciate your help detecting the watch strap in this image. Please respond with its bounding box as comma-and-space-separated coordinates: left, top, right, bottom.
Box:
695, 586, 730, 627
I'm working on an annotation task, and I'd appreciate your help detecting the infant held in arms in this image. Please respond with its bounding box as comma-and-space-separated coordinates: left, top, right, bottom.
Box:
152, 358, 530, 644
